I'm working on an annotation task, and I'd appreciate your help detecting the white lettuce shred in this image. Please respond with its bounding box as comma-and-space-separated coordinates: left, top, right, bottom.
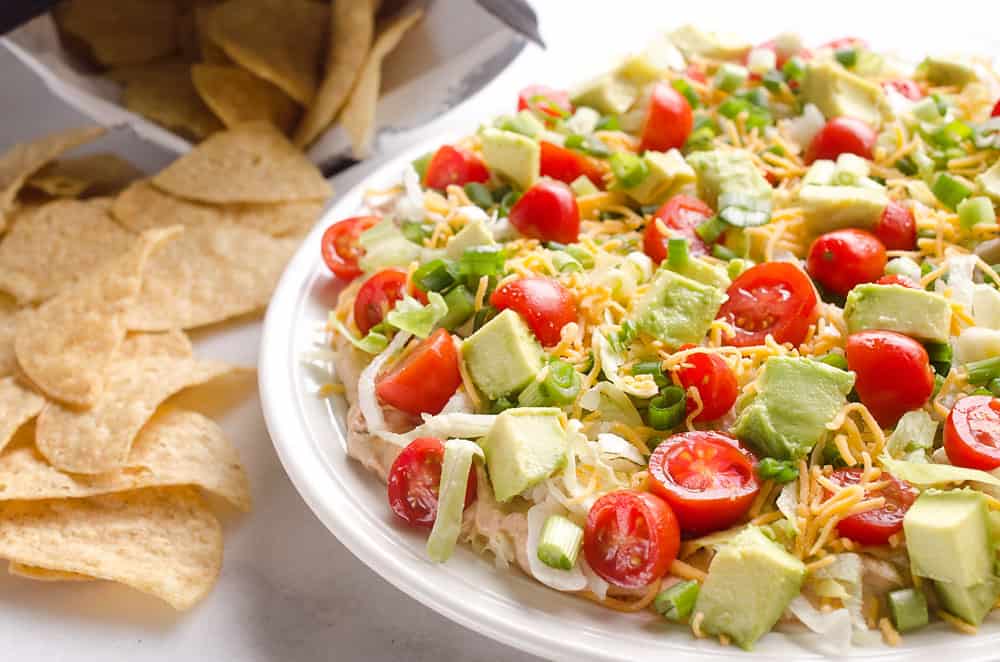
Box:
782, 103, 825, 153
357, 331, 412, 439
544, 421, 628, 518
942, 253, 976, 315
427, 439, 484, 562
385, 292, 448, 338
879, 455, 1000, 487
525, 500, 588, 591
777, 481, 800, 534
580, 382, 644, 428
394, 165, 426, 221
786, 597, 853, 656
593, 332, 659, 398
596, 433, 646, 467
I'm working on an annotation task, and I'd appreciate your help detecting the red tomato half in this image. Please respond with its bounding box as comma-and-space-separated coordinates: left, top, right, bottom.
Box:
354, 269, 408, 335
648, 431, 759, 535
685, 63, 707, 84
829, 469, 917, 545
583, 490, 680, 589
424, 145, 489, 191
846, 330, 934, 426
509, 179, 580, 244
539, 141, 605, 188
387, 437, 477, 528
874, 201, 917, 251
643, 194, 713, 261
806, 229, 887, 296
876, 274, 919, 288
717, 262, 819, 347
945, 395, 1000, 470
675, 346, 739, 422
376, 329, 462, 416
882, 79, 923, 101
992, 99, 1000, 118
517, 85, 573, 119
321, 215, 379, 281
639, 83, 693, 153
490, 277, 577, 346
821, 37, 869, 51
805, 117, 877, 163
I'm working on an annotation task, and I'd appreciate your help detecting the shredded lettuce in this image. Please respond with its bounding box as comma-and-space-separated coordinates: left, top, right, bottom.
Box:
885, 410, 938, 458
593, 331, 658, 398
386, 292, 448, 338
579, 382, 644, 427
329, 315, 389, 354
777, 481, 800, 534
427, 439, 484, 563
358, 218, 422, 272
395, 413, 497, 446
879, 455, 1000, 487
357, 331, 412, 440
786, 597, 853, 656
596, 433, 646, 466
525, 501, 587, 591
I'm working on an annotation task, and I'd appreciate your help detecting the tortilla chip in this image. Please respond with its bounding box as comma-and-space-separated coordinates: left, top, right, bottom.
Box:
0, 487, 222, 610
54, 0, 179, 67
192, 64, 300, 134
0, 409, 250, 511
0, 199, 135, 304
151, 121, 331, 204
27, 153, 143, 199
9, 563, 94, 582
340, 9, 424, 159
0, 377, 45, 455
113, 181, 320, 237
0, 126, 105, 233
124, 223, 299, 331
0, 299, 17, 378
118, 59, 224, 141
15, 226, 181, 408
118, 330, 193, 360
294, 0, 378, 148
35, 354, 237, 474
201, 0, 329, 105
193, 6, 230, 65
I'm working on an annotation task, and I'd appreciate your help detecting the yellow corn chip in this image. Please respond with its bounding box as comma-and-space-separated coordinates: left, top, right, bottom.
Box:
0, 409, 250, 511
151, 121, 331, 204
118, 330, 193, 360
0, 487, 222, 610
54, 0, 179, 67
294, 0, 378, 148
340, 9, 424, 159
0, 377, 44, 455
201, 0, 328, 105
192, 64, 300, 134
193, 6, 231, 65
15, 226, 181, 408
35, 355, 237, 474
27, 153, 143, 199
0, 126, 105, 232
0, 298, 16, 378
9, 563, 94, 582
0, 199, 135, 304
113, 180, 320, 238
118, 59, 224, 141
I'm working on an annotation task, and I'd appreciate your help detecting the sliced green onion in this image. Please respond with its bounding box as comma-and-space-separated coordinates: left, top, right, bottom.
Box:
647, 386, 686, 430
782, 56, 806, 81
740, 87, 770, 109
931, 172, 974, 210
551, 251, 583, 272
564, 134, 585, 150
912, 97, 944, 123
932, 120, 974, 148
818, 352, 849, 370
958, 196, 996, 230
966, 356, 1000, 385
711, 244, 737, 261
756, 457, 800, 483
489, 396, 516, 414
714, 63, 748, 93
654, 580, 700, 622
439, 285, 475, 330
413, 258, 457, 292
761, 70, 786, 94
546, 242, 595, 269
499, 190, 521, 216
727, 258, 751, 279
537, 514, 584, 570
667, 237, 689, 269
924, 341, 953, 365
499, 110, 544, 138
684, 126, 717, 152
401, 219, 433, 244
932, 373, 946, 398
457, 245, 505, 280
411, 152, 432, 181
464, 182, 494, 209
895, 156, 918, 176
989, 378, 1000, 397
596, 114, 620, 131
631, 361, 669, 388
472, 305, 498, 331
518, 359, 582, 407
581, 134, 611, 157
718, 96, 750, 119
671, 78, 700, 108
609, 151, 649, 188
695, 215, 727, 244
834, 47, 858, 68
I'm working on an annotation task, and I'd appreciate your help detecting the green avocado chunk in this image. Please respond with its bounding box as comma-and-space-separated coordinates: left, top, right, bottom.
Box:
482, 407, 568, 502
731, 356, 855, 460
480, 128, 540, 192
695, 526, 805, 650
667, 256, 731, 290
976, 159, 1000, 204
445, 218, 496, 260
617, 34, 683, 86
800, 60, 890, 127
621, 149, 695, 205
799, 184, 889, 234
461, 309, 544, 400
632, 269, 725, 349
686, 149, 772, 211
844, 284, 953, 344
668, 24, 751, 61
935, 579, 1000, 626
570, 73, 638, 116
920, 56, 979, 88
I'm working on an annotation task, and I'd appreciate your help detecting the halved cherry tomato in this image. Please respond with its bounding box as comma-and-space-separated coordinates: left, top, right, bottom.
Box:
805, 117, 878, 163
717, 262, 818, 347
992, 99, 1000, 118
876, 274, 919, 288
583, 490, 680, 589
508, 179, 580, 244
882, 79, 923, 101
684, 62, 707, 84
424, 145, 489, 191
387, 437, 477, 528
945, 395, 1000, 470
821, 37, 869, 51
674, 345, 739, 422
828, 468, 917, 545
807, 229, 887, 296
376, 329, 462, 416
517, 85, 572, 119
639, 83, 693, 153
539, 141, 605, 188
321, 216, 379, 281
846, 330, 934, 427
490, 277, 577, 347
648, 431, 759, 535
354, 269, 408, 335
874, 201, 917, 251
643, 194, 713, 261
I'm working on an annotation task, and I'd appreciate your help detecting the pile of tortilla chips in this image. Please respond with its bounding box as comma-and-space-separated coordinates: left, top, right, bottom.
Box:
0, 121, 331, 609
52, 0, 424, 158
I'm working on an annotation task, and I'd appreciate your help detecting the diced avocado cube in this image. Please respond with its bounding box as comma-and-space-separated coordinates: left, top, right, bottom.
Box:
462, 309, 544, 400
803, 159, 837, 186
667, 256, 731, 290
934, 579, 1000, 626
668, 24, 751, 61
799, 184, 889, 234
844, 284, 953, 344
632, 269, 725, 349
498, 110, 545, 138
482, 407, 567, 502
617, 34, 684, 86
686, 149, 772, 210
570, 73, 638, 115
570, 175, 599, 197
800, 60, 890, 127
445, 218, 496, 260
621, 149, 695, 205
833, 153, 870, 185
888, 588, 929, 632
695, 526, 805, 650
920, 56, 979, 88
903, 489, 994, 587
732, 357, 854, 460
976, 159, 1000, 205
480, 128, 540, 192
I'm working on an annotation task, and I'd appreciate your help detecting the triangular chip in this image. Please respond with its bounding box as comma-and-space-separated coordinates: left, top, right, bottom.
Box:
294, 0, 378, 148
54, 0, 179, 67
201, 0, 328, 105
0, 377, 44, 455
0, 487, 222, 610
117, 59, 224, 141
0, 126, 105, 232
27, 153, 143, 199
192, 64, 300, 134
15, 226, 181, 408
117, 330, 193, 360
0, 298, 16, 378
113, 180, 320, 237
151, 122, 331, 204
9, 563, 93, 582
193, 6, 231, 65
340, 9, 424, 159
35, 354, 237, 474
0, 199, 135, 304
0, 409, 250, 511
